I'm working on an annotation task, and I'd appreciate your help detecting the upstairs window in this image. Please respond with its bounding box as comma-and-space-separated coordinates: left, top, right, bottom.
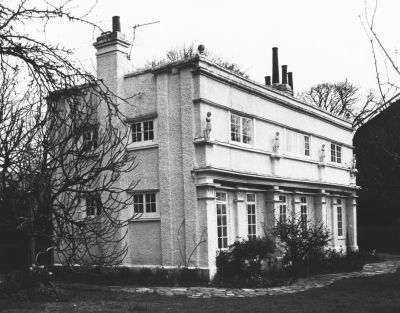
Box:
82, 128, 98, 152
132, 120, 154, 143
230, 113, 252, 144
286, 130, 310, 156
86, 195, 101, 217
331, 143, 342, 163
133, 193, 157, 214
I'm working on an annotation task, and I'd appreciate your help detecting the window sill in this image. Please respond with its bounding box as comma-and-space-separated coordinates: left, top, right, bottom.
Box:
78, 151, 100, 159
127, 142, 158, 152
283, 153, 318, 164
328, 162, 345, 169
129, 216, 161, 222
228, 140, 253, 148
284, 151, 312, 160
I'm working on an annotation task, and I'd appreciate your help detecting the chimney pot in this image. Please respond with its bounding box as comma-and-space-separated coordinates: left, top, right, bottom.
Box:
272, 47, 280, 85
265, 76, 271, 86
288, 72, 294, 93
112, 16, 121, 32
282, 65, 288, 85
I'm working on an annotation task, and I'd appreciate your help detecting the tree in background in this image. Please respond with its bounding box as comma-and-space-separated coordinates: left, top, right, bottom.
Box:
299, 80, 379, 128
145, 43, 249, 78
0, 0, 138, 267
299, 80, 359, 118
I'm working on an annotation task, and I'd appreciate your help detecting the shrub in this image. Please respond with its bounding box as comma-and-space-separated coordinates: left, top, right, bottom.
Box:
215, 237, 276, 285
50, 265, 207, 287
145, 44, 249, 79
322, 249, 381, 273
271, 213, 331, 275
0, 265, 60, 300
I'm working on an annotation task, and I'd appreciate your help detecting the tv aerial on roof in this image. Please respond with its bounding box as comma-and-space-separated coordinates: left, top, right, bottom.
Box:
127, 21, 160, 60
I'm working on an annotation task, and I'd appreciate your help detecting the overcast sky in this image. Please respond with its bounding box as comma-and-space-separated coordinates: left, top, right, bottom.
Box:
45, 0, 400, 96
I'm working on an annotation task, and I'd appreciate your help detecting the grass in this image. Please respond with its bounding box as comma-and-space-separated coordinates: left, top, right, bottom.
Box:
1, 270, 400, 313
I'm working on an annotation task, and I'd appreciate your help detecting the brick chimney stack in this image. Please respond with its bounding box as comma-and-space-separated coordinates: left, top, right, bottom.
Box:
93, 16, 130, 96
288, 72, 294, 94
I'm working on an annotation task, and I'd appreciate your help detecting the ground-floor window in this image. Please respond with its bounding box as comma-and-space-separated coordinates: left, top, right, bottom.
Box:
337, 199, 343, 237
279, 195, 287, 223
300, 196, 307, 231
246, 193, 256, 239
216, 191, 228, 249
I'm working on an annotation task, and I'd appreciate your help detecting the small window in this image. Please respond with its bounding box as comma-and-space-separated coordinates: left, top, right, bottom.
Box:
216, 191, 228, 249
246, 193, 256, 239
286, 130, 310, 156
86, 195, 101, 217
279, 195, 287, 223
131, 120, 154, 143
82, 128, 98, 152
133, 193, 157, 214
300, 196, 307, 231
230, 113, 252, 144
304, 136, 310, 156
337, 199, 343, 237
331, 143, 342, 163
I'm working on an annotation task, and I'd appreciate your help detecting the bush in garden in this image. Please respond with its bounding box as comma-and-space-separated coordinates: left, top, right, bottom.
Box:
215, 236, 276, 283
271, 212, 331, 275
0, 265, 57, 299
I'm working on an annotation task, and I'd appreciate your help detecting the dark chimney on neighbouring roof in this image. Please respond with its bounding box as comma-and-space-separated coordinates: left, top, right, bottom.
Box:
281, 65, 288, 85
265, 76, 271, 86
112, 16, 121, 32
272, 47, 280, 85
288, 72, 294, 93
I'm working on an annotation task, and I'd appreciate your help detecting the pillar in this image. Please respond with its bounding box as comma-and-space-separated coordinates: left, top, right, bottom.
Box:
196, 184, 217, 278
314, 190, 328, 228
265, 186, 281, 231
234, 190, 247, 240
346, 195, 358, 251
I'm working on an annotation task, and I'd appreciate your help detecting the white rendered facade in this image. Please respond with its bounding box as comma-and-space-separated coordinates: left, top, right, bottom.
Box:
93, 22, 358, 278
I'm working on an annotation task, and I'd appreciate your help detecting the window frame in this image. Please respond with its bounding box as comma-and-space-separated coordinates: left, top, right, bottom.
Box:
246, 193, 257, 239
279, 195, 287, 224
132, 192, 159, 219
285, 129, 311, 158
216, 191, 228, 250
336, 199, 344, 238
131, 119, 155, 144
229, 112, 253, 146
85, 194, 102, 218
81, 127, 98, 153
330, 143, 342, 164
300, 196, 308, 231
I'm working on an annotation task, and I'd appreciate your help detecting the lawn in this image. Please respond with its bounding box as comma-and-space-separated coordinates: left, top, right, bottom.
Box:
1, 270, 400, 313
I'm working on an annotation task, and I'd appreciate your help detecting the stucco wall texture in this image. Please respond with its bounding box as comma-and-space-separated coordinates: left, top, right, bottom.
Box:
93, 28, 358, 277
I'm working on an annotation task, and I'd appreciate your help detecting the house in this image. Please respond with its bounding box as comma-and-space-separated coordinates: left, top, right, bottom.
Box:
90, 16, 358, 277
354, 97, 400, 252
